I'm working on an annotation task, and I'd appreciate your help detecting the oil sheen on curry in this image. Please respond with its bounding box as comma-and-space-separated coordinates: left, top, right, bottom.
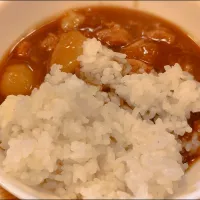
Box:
1, 6, 200, 167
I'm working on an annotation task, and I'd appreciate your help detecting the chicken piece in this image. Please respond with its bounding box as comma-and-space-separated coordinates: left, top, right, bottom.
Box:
96, 24, 132, 47
61, 11, 85, 32
41, 33, 58, 51
16, 41, 31, 57
127, 59, 153, 74
122, 39, 158, 64
145, 28, 175, 44
104, 21, 116, 28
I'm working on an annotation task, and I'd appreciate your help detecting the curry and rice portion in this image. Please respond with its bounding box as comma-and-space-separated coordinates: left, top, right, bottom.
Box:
0, 6, 200, 199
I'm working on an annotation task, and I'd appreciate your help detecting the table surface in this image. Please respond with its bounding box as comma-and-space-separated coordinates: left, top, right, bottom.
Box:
0, 187, 16, 199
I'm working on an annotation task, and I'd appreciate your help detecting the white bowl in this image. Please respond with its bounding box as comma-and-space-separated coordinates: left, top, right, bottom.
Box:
0, 1, 200, 199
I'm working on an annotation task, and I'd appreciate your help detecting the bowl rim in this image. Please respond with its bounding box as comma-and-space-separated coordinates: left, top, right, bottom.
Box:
0, 1, 200, 199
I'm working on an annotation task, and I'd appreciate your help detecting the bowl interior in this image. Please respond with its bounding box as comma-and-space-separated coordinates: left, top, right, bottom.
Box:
0, 1, 200, 199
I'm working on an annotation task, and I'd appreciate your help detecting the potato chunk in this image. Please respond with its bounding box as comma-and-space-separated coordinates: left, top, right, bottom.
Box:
96, 24, 132, 47
0, 63, 34, 96
41, 33, 58, 51
16, 41, 31, 57
50, 31, 86, 73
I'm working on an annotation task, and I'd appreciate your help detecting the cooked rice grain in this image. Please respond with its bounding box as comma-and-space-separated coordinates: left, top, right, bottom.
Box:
0, 38, 199, 199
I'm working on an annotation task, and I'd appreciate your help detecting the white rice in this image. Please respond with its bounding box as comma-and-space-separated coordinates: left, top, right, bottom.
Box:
0, 38, 200, 199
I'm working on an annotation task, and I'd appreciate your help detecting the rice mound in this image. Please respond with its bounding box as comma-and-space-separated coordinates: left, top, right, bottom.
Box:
0, 38, 200, 199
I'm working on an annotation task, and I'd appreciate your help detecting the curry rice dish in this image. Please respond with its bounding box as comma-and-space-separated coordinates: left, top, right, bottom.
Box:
0, 6, 200, 199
